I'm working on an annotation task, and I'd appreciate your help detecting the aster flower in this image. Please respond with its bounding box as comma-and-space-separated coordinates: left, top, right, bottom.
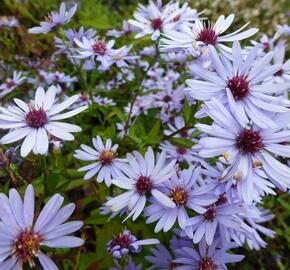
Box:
0, 85, 87, 157
74, 36, 115, 68
106, 147, 176, 221
144, 166, 216, 232
0, 184, 84, 269
154, 83, 184, 112
184, 199, 243, 245
186, 41, 290, 128
196, 98, 290, 202
0, 71, 26, 99
106, 46, 139, 69
106, 230, 159, 259
128, 0, 179, 41
173, 238, 244, 270
160, 14, 258, 56
28, 2, 77, 34
0, 147, 22, 168
0, 16, 19, 28
94, 95, 116, 106
74, 136, 126, 186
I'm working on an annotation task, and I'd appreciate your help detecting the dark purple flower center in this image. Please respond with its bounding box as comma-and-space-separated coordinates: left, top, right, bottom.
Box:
179, 130, 189, 138
136, 176, 152, 194
236, 129, 264, 154
199, 257, 217, 270
93, 41, 107, 55
203, 206, 216, 222
163, 95, 172, 103
227, 74, 249, 100
274, 69, 284, 76
197, 27, 218, 45
99, 150, 116, 165
169, 186, 188, 206
25, 108, 48, 128
176, 147, 187, 155
262, 42, 270, 51
13, 229, 42, 266
151, 18, 163, 30
110, 233, 133, 249
6, 80, 15, 88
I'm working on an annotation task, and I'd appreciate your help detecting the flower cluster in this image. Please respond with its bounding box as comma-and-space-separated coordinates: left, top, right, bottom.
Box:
0, 0, 289, 269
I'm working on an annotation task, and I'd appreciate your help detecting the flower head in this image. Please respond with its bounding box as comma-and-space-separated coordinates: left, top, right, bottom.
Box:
28, 2, 77, 34
0, 185, 84, 269
74, 136, 126, 186
0, 86, 87, 157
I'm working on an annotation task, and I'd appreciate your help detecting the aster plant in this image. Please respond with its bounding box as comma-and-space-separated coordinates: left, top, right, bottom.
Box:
0, 0, 289, 269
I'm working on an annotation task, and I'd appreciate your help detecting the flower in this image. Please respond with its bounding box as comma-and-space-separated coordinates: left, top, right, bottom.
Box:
184, 199, 243, 245
173, 238, 244, 269
74, 36, 115, 68
0, 85, 87, 157
0, 147, 22, 168
107, 230, 159, 259
160, 14, 258, 56
186, 41, 290, 128
110, 256, 142, 270
94, 96, 116, 107
107, 20, 135, 38
277, 24, 290, 36
0, 184, 84, 269
74, 136, 126, 186
107, 46, 139, 69
128, 1, 178, 41
0, 71, 26, 99
106, 147, 176, 221
28, 2, 77, 34
144, 166, 216, 232
196, 98, 290, 203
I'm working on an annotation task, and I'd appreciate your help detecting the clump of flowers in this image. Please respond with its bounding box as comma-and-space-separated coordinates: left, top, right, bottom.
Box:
0, 0, 289, 269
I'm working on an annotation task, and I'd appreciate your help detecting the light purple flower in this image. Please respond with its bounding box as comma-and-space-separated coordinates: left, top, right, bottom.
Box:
28, 2, 77, 34
0, 85, 87, 157
107, 230, 159, 259
160, 14, 258, 56
0, 71, 26, 99
196, 98, 290, 202
106, 147, 176, 221
173, 238, 244, 270
0, 184, 84, 269
187, 41, 290, 128
144, 166, 216, 232
74, 136, 126, 186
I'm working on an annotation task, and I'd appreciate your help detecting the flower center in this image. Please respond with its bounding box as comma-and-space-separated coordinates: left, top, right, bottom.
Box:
199, 257, 217, 270
110, 232, 134, 249
236, 129, 264, 154
13, 230, 42, 267
136, 176, 152, 194
6, 80, 15, 88
163, 95, 172, 103
197, 27, 218, 45
176, 147, 187, 155
151, 18, 163, 30
169, 186, 188, 206
93, 41, 107, 55
203, 206, 216, 222
25, 108, 48, 128
274, 69, 284, 76
227, 74, 249, 100
179, 130, 189, 138
99, 150, 116, 165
